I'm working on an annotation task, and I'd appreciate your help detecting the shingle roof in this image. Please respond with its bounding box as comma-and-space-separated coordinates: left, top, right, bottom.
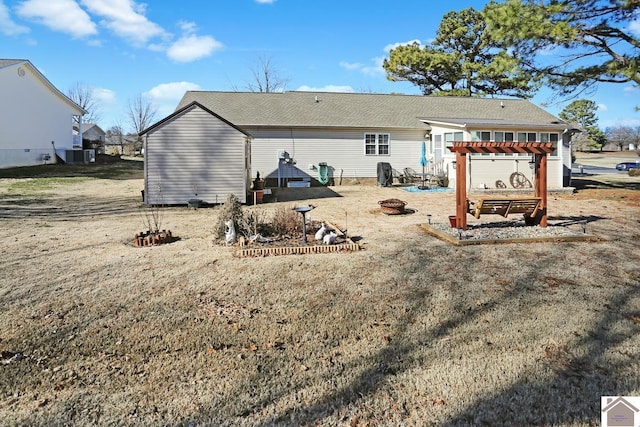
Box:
177, 91, 567, 130
82, 123, 105, 134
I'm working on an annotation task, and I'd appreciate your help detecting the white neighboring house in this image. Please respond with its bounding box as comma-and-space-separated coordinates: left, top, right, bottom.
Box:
82, 123, 106, 153
0, 59, 86, 169
174, 91, 577, 190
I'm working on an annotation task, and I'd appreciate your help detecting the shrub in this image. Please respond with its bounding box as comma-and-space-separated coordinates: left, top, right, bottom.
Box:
629, 168, 640, 177
239, 210, 269, 238
214, 194, 245, 241
270, 205, 302, 236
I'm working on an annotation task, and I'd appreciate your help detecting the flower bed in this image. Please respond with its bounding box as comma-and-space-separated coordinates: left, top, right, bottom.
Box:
235, 222, 359, 257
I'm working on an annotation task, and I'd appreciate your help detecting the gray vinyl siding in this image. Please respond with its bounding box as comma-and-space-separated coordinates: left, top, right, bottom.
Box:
246, 127, 428, 181
144, 106, 250, 204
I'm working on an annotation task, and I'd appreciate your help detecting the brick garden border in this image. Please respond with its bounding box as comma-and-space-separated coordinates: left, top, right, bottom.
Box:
134, 230, 174, 247
235, 222, 359, 257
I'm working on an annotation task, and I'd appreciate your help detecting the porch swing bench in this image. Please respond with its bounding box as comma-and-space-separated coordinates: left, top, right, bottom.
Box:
467, 196, 541, 219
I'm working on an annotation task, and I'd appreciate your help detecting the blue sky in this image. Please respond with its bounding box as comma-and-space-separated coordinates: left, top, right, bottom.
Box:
2, 0, 639, 132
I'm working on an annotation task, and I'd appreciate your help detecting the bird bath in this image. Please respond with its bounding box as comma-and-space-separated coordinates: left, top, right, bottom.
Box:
292, 205, 315, 243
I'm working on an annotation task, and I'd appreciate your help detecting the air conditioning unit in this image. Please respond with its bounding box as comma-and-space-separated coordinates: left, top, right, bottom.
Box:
84, 149, 96, 163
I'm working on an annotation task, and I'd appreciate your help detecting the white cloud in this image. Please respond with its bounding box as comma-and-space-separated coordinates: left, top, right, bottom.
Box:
295, 85, 354, 93
0, 1, 29, 35
92, 87, 116, 103
144, 81, 201, 101
623, 85, 639, 94
167, 34, 222, 62
166, 22, 223, 62
16, 0, 97, 38
178, 20, 196, 33
339, 61, 363, 71
143, 81, 200, 118
383, 39, 422, 53
361, 57, 386, 77
597, 104, 608, 112
81, 0, 165, 45
15, 0, 222, 62
341, 42, 420, 79
629, 19, 640, 36
256, 0, 276, 3
340, 56, 385, 77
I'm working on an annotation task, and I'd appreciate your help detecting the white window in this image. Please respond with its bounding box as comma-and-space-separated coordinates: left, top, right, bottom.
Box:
471, 131, 491, 142
517, 132, 537, 142
433, 135, 443, 162
494, 131, 514, 142
364, 133, 389, 155
444, 132, 464, 148
516, 132, 537, 156
471, 131, 491, 156
494, 131, 514, 156
540, 132, 559, 156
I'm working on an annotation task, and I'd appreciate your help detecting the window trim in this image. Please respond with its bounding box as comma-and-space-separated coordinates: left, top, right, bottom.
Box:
364, 133, 390, 156
470, 130, 491, 156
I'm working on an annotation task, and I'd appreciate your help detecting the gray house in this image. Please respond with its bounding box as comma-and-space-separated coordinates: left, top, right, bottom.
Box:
81, 123, 106, 152
139, 102, 252, 205
174, 91, 575, 190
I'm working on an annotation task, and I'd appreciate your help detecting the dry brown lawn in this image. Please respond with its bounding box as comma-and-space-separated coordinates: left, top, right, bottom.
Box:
1, 156, 639, 426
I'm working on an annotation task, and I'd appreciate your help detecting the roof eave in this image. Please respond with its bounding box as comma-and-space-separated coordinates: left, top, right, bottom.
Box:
19, 61, 87, 116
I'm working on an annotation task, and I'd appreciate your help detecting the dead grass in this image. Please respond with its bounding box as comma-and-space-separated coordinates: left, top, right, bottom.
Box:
0, 162, 639, 426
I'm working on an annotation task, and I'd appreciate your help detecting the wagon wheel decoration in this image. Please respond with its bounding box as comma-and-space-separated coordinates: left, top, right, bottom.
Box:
509, 172, 532, 189
495, 180, 507, 189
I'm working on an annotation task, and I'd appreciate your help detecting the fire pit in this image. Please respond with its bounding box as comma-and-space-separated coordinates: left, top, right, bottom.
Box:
378, 198, 406, 215
292, 205, 315, 243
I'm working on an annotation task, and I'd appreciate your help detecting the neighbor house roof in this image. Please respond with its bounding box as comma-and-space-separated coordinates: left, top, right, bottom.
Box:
176, 91, 568, 131
0, 58, 86, 115
82, 123, 105, 134
0, 59, 26, 69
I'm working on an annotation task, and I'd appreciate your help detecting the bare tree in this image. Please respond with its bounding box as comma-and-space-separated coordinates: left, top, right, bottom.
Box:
67, 82, 101, 124
128, 95, 157, 134
128, 95, 157, 153
238, 55, 290, 93
605, 125, 640, 151
105, 123, 125, 155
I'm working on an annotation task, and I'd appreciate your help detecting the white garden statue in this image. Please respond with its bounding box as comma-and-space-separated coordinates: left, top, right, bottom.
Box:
225, 220, 236, 245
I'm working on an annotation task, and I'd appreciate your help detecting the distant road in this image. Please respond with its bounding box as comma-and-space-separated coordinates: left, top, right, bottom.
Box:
572, 163, 620, 176
573, 152, 638, 176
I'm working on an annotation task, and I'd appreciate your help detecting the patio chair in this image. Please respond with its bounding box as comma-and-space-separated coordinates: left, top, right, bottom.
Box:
403, 167, 422, 183
392, 168, 404, 184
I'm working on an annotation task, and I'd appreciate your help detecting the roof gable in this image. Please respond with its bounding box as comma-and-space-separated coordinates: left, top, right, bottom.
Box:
0, 59, 85, 115
140, 101, 251, 137
82, 123, 106, 135
0, 59, 27, 69
176, 91, 567, 131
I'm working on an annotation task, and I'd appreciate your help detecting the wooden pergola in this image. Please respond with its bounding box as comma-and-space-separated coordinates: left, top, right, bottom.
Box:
448, 141, 555, 230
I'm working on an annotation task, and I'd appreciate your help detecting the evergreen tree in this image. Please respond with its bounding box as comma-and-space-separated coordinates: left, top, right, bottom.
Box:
383, 8, 537, 97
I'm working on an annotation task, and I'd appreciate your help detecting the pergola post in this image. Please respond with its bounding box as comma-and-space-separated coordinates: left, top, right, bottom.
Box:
455, 152, 467, 230
534, 153, 548, 227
